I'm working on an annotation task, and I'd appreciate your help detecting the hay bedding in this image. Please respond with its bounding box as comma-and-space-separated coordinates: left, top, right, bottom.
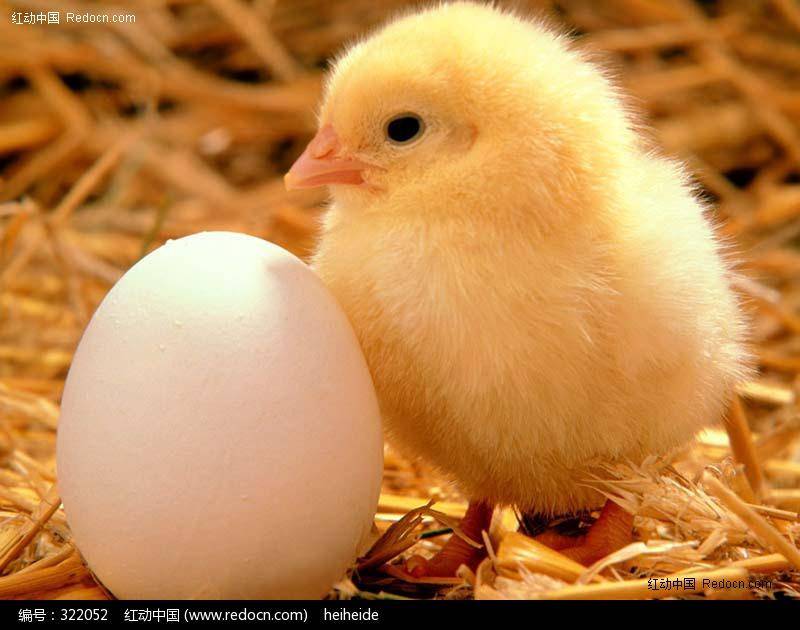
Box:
1, 0, 800, 600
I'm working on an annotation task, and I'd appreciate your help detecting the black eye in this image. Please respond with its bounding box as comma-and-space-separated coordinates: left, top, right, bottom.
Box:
386, 114, 424, 144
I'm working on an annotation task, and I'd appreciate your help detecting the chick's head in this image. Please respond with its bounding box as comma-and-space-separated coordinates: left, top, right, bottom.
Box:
286, 2, 637, 232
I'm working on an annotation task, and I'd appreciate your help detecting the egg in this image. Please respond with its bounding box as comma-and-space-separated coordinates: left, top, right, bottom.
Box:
57, 231, 384, 599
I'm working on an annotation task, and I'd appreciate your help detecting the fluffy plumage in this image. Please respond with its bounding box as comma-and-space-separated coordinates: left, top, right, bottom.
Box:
306, 2, 749, 515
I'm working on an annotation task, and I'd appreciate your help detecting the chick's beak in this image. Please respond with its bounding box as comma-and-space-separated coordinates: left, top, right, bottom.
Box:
284, 124, 371, 190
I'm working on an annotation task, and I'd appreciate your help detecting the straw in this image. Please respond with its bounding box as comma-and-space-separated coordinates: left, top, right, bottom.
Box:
2, 0, 800, 600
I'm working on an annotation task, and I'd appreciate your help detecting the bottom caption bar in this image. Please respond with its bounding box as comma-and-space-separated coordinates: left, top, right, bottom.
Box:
1, 600, 784, 625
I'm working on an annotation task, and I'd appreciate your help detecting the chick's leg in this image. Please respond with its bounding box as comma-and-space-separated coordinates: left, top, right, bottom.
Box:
406, 501, 494, 578
554, 500, 633, 565
532, 528, 581, 550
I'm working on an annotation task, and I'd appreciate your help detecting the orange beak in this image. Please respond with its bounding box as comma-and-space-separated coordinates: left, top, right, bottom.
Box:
284, 124, 372, 190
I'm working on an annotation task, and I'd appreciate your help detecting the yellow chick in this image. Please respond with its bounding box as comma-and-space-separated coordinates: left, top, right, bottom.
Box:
286, 2, 749, 574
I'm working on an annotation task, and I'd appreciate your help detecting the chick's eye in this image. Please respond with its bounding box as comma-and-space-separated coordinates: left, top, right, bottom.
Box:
386, 114, 424, 144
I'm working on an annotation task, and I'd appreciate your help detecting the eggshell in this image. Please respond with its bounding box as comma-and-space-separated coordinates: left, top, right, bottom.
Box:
57, 232, 383, 599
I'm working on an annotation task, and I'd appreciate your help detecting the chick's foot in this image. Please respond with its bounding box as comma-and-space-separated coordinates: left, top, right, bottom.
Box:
405, 501, 494, 578
538, 500, 633, 566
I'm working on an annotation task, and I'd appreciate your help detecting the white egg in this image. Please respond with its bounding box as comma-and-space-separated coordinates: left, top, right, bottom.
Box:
57, 232, 383, 599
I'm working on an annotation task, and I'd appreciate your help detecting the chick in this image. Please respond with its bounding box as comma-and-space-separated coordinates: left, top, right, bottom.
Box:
286, 2, 749, 574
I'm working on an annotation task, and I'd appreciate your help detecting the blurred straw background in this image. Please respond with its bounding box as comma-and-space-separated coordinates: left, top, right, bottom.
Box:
1, 0, 800, 600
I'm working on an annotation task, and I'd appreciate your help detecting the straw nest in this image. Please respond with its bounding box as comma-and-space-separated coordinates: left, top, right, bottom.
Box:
2, 0, 800, 600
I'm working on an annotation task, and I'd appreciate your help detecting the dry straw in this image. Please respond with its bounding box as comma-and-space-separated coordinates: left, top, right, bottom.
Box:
1, 0, 800, 600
